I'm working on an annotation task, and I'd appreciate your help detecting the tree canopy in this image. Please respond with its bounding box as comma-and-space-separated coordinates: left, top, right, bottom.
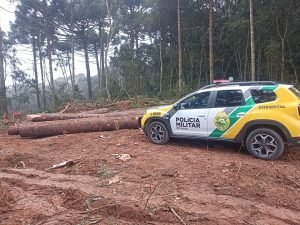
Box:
0, 0, 299, 113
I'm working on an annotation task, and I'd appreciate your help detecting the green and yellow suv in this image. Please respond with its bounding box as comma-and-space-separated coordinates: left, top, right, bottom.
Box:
139, 82, 300, 160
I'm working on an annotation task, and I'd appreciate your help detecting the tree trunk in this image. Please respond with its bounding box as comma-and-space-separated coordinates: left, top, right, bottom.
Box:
189, 54, 193, 85
83, 37, 93, 100
94, 43, 101, 91
177, 0, 183, 94
159, 35, 163, 93
47, 35, 56, 109
38, 36, 47, 109
287, 40, 298, 84
249, 0, 255, 81
105, 0, 112, 101
70, 3, 76, 99
135, 32, 139, 51
104, 48, 111, 101
209, 0, 214, 83
57, 53, 68, 85
99, 25, 105, 91
32, 37, 41, 109
43, 0, 55, 109
11, 117, 140, 138
71, 36, 76, 99
274, 0, 293, 83
0, 27, 7, 116
198, 35, 204, 87
244, 30, 249, 81
67, 51, 73, 92
198, 55, 203, 88
280, 38, 285, 83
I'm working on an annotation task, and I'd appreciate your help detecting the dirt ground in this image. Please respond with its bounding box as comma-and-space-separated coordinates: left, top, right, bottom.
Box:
0, 128, 299, 225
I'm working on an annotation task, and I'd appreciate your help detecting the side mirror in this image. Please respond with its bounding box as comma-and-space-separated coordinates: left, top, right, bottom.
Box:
173, 104, 180, 110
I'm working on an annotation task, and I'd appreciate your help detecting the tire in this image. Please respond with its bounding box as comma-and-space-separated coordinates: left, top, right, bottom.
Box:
246, 128, 284, 160
146, 121, 170, 145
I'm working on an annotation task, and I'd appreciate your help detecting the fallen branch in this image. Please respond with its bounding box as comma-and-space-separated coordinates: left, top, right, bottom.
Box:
83, 193, 177, 214
236, 162, 242, 175
255, 168, 268, 178
169, 206, 188, 225
272, 163, 300, 188
59, 102, 71, 113
47, 160, 76, 170
143, 180, 163, 211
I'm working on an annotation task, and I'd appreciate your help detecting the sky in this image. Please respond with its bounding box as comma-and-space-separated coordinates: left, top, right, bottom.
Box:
0, 0, 97, 86
0, 1, 16, 32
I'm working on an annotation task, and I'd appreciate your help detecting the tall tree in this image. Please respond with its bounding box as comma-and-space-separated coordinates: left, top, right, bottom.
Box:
32, 35, 41, 108
273, 0, 294, 83
209, 0, 214, 83
54, 0, 100, 100
249, 0, 255, 81
11, 0, 43, 109
177, 0, 183, 93
0, 27, 7, 115
37, 35, 47, 109
42, 0, 57, 108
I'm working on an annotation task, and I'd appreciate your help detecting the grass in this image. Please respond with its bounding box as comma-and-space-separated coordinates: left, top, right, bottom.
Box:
97, 164, 116, 179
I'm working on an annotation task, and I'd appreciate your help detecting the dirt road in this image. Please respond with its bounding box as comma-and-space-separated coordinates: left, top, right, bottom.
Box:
0, 129, 299, 225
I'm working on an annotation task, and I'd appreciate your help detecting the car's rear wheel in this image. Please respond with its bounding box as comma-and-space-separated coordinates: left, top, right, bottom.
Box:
146, 121, 169, 145
246, 128, 284, 160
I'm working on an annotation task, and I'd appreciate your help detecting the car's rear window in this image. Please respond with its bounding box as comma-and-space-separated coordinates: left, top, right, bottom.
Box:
250, 89, 277, 104
215, 90, 245, 107
289, 87, 300, 99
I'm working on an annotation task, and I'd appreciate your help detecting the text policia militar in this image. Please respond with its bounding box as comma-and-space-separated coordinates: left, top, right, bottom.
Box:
176, 117, 201, 128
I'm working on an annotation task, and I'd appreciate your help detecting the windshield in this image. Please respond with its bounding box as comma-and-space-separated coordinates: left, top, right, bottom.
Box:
175, 92, 198, 105
289, 87, 300, 99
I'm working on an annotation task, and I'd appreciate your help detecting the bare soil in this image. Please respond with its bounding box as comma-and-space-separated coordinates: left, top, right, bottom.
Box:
0, 128, 299, 225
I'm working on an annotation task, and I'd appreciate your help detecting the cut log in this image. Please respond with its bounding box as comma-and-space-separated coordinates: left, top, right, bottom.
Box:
27, 113, 106, 122
79, 108, 110, 115
105, 109, 145, 118
27, 109, 145, 123
17, 117, 139, 138
8, 126, 20, 135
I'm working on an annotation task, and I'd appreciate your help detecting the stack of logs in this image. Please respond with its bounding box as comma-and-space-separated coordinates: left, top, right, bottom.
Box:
8, 108, 145, 138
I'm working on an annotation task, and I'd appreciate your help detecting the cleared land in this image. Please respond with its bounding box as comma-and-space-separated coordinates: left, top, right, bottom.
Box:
0, 129, 299, 225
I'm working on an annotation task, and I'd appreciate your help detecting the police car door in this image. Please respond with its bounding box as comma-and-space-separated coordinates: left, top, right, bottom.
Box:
170, 92, 211, 137
207, 89, 250, 138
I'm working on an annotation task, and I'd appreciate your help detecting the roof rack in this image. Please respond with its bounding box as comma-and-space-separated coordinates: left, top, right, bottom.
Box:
200, 81, 278, 90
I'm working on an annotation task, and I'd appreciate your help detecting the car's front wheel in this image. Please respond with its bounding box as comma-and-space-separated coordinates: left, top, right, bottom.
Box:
246, 128, 284, 160
146, 121, 170, 145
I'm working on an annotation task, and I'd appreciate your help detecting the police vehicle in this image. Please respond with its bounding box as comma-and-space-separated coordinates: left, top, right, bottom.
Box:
139, 81, 300, 160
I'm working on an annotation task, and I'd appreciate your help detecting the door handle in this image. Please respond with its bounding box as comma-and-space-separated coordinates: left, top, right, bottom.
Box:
237, 112, 246, 118
198, 115, 206, 118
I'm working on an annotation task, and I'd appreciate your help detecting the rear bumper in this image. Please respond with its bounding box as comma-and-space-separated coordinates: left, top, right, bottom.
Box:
287, 137, 300, 145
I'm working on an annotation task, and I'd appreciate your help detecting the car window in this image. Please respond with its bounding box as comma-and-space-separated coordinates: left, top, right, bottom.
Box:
215, 90, 245, 107
251, 89, 277, 103
180, 92, 210, 109
289, 87, 300, 99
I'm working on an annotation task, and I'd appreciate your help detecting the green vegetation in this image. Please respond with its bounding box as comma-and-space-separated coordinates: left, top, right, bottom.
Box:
0, 0, 299, 114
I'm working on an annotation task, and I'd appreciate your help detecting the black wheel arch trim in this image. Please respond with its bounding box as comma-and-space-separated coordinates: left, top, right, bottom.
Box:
234, 120, 291, 143
144, 117, 173, 136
